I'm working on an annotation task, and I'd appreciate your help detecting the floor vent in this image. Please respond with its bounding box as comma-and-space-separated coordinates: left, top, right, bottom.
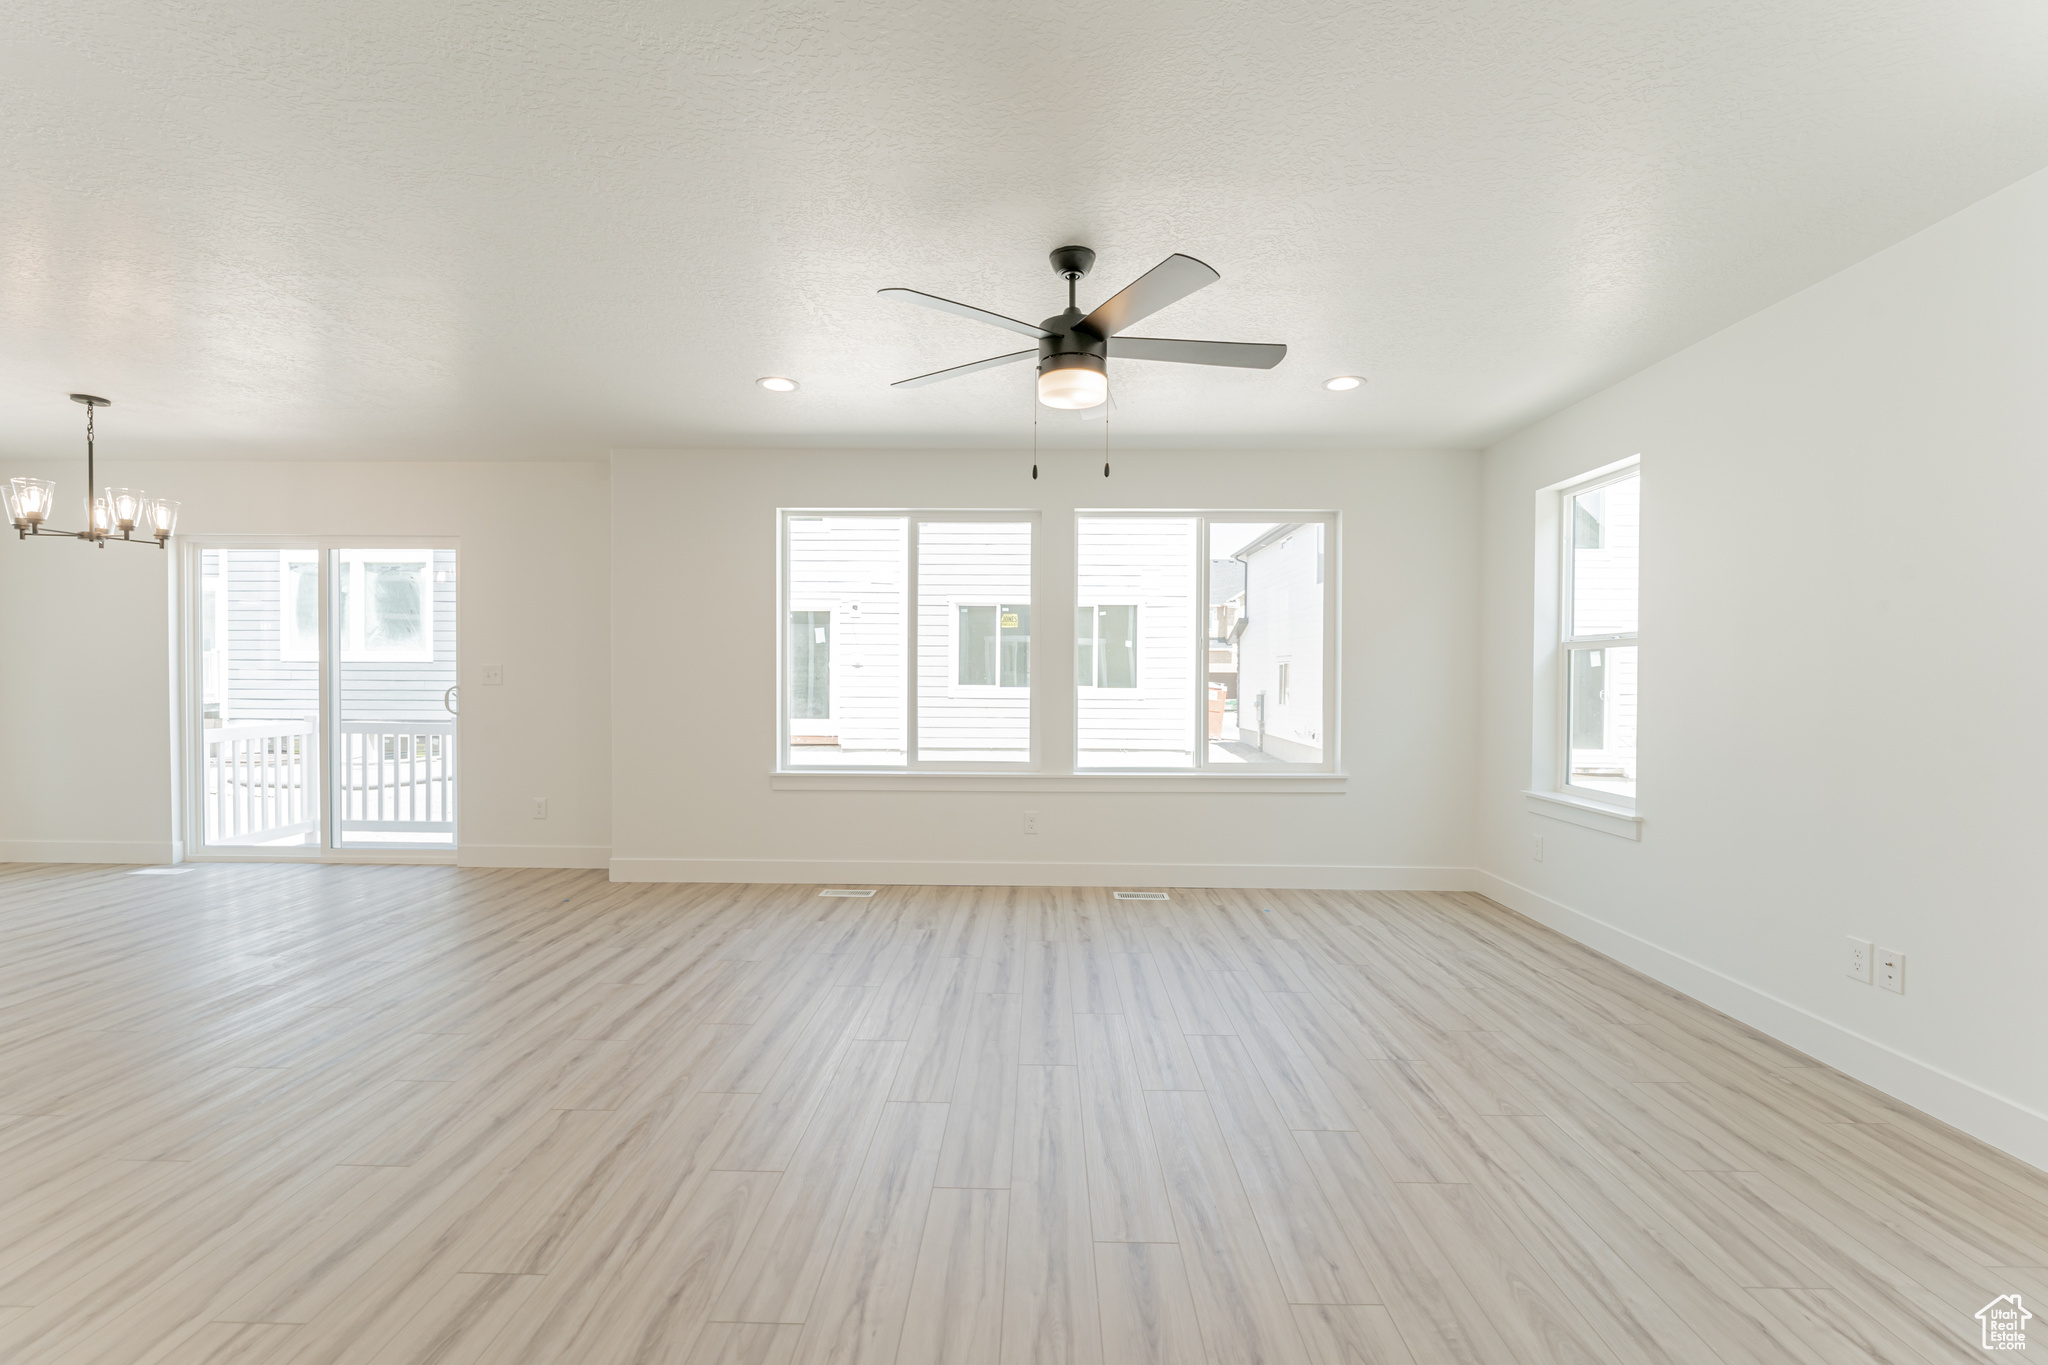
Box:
819, 888, 877, 897
1113, 891, 1170, 900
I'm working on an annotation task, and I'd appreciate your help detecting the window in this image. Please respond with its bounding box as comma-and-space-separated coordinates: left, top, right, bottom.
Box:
778, 509, 1334, 776
1079, 513, 1335, 770
1559, 469, 1639, 803
1075, 604, 1138, 688
280, 553, 320, 661
955, 604, 1030, 688
781, 513, 1034, 768
284, 549, 435, 663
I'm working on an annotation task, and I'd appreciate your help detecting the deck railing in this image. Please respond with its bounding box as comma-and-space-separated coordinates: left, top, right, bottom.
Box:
203, 720, 318, 846
337, 722, 456, 836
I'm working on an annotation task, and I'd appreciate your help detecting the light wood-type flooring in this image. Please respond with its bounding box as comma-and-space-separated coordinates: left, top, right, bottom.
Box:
1, 863, 2043, 1365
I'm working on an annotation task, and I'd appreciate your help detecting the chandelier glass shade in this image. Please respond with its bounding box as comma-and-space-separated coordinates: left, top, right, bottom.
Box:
6, 397, 179, 548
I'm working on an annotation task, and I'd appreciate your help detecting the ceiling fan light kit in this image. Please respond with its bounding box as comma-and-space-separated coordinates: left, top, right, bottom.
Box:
6, 396, 179, 549
881, 245, 1288, 410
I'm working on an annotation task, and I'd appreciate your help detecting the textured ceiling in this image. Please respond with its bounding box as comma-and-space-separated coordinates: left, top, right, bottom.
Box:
4, 0, 2048, 460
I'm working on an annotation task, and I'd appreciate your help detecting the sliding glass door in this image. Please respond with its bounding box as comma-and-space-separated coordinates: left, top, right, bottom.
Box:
194, 545, 323, 850
332, 548, 458, 848
185, 538, 458, 857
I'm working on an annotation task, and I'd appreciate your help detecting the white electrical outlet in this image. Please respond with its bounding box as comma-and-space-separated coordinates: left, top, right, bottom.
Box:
531, 797, 548, 820
1876, 947, 1904, 993
1846, 937, 1872, 983
482, 665, 504, 685
1023, 810, 1039, 835
1531, 835, 1545, 863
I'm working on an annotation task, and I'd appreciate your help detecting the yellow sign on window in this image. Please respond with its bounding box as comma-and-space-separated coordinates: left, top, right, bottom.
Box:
1000, 613, 1019, 629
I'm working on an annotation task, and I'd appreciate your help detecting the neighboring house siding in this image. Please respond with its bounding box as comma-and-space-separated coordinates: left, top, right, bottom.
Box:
218, 548, 457, 726
788, 517, 908, 754
1078, 517, 1197, 762
916, 521, 1031, 758
1236, 526, 1324, 762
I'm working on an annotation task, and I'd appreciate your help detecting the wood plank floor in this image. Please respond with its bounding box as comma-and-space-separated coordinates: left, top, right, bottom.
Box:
0, 863, 2041, 1365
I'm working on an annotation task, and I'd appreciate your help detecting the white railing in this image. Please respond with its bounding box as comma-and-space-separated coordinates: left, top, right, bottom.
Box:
338, 722, 456, 835
204, 720, 318, 846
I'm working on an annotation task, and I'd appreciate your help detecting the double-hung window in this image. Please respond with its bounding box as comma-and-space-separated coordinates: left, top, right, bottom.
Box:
780, 512, 1035, 768
1558, 468, 1639, 803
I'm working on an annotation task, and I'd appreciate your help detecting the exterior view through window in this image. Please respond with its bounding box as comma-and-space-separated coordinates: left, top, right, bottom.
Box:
780, 510, 1331, 772
782, 514, 1033, 767
1205, 520, 1326, 766
1561, 470, 1639, 801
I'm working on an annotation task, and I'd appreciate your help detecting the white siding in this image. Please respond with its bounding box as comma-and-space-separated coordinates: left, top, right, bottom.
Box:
916, 521, 1030, 760
787, 517, 907, 760
1235, 525, 1325, 763
1077, 517, 1197, 766
214, 548, 457, 725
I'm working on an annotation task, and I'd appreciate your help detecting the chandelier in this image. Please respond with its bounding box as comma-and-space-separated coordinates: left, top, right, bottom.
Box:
5, 395, 179, 548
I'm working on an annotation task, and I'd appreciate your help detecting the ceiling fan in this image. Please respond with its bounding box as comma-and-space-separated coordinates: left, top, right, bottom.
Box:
881, 246, 1286, 410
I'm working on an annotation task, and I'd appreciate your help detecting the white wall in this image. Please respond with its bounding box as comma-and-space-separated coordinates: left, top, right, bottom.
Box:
611, 447, 1477, 887
0, 460, 611, 867
1476, 167, 2048, 1168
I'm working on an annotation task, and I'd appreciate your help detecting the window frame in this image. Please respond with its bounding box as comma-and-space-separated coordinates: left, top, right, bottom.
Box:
1075, 510, 1339, 774
778, 509, 1040, 772
1555, 465, 1639, 809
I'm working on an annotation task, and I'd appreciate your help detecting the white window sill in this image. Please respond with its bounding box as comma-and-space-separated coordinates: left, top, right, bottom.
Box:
773, 771, 1348, 793
1522, 789, 1642, 840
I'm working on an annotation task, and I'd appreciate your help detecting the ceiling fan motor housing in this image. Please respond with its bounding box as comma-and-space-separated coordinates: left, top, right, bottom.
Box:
1037, 307, 1107, 380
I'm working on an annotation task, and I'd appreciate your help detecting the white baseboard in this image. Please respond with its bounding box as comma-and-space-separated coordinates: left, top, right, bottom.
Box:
0, 840, 180, 865
607, 858, 1475, 890
460, 844, 613, 870
1474, 869, 2048, 1173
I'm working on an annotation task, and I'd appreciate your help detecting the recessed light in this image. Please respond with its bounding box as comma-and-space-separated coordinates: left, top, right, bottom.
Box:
1323, 375, 1364, 391
757, 376, 800, 392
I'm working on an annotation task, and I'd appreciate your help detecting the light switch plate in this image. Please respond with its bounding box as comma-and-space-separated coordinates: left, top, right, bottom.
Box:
1876, 947, 1904, 994
482, 665, 504, 685
1846, 937, 1872, 983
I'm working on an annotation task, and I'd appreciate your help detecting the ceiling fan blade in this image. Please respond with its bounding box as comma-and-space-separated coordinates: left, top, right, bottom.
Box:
1081, 254, 1220, 336
1109, 336, 1287, 369
878, 288, 1051, 339
890, 349, 1036, 388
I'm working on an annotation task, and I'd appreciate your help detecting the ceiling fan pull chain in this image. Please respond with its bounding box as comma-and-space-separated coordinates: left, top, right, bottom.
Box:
1103, 385, 1110, 477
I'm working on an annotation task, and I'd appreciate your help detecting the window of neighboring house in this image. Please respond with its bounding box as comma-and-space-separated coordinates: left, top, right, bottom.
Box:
789, 611, 831, 720
1075, 604, 1139, 688
781, 513, 1035, 768
280, 552, 321, 661
956, 604, 1031, 688
1559, 468, 1639, 804
1079, 513, 1336, 771
278, 549, 434, 663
